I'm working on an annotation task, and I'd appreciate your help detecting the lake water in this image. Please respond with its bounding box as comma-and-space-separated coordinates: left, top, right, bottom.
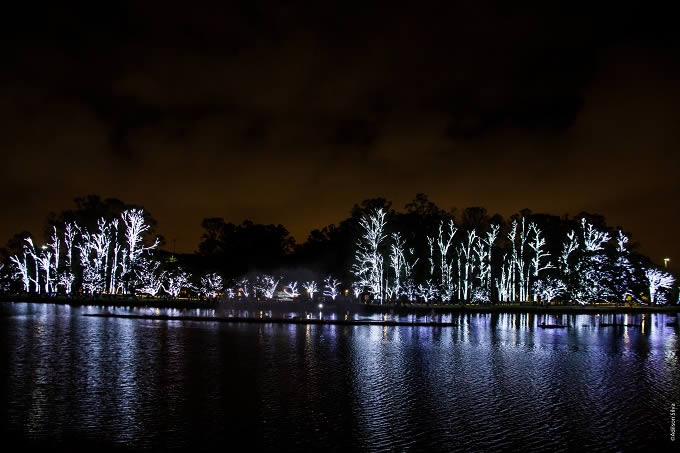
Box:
1, 302, 678, 451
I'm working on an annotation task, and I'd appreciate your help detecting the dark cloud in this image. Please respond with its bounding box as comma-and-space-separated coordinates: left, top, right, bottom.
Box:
1, 1, 679, 263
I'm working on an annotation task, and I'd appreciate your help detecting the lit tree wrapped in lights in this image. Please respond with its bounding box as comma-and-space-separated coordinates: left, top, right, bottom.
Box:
33, 244, 54, 294
200, 273, 223, 298
559, 230, 578, 276
323, 276, 341, 300
470, 287, 490, 304
0, 263, 7, 293
473, 237, 489, 301
533, 277, 567, 303
94, 218, 114, 292
572, 218, 613, 304
58, 272, 76, 295
514, 218, 530, 302
237, 279, 250, 299
485, 224, 500, 291
135, 258, 165, 296
506, 220, 518, 301
76, 226, 103, 294
495, 253, 513, 302
403, 279, 417, 302
23, 237, 41, 293
430, 220, 457, 301
416, 279, 439, 303
283, 281, 300, 299
528, 223, 554, 300
582, 218, 611, 252
9, 249, 31, 293
58, 222, 78, 295
351, 208, 387, 303
388, 232, 419, 301
303, 281, 319, 300
529, 224, 554, 277
388, 233, 405, 300
458, 230, 477, 301
122, 209, 160, 265
120, 209, 160, 293
63, 223, 77, 269
108, 219, 120, 293
255, 275, 280, 299
612, 230, 638, 302
351, 282, 361, 300
47, 226, 60, 291
645, 268, 675, 304
162, 268, 194, 298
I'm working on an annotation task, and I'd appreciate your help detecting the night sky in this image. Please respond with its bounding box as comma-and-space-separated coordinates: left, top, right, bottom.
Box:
2, 1, 678, 264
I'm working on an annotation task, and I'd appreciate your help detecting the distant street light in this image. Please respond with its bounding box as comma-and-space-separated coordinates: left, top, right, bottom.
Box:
664, 258, 670, 269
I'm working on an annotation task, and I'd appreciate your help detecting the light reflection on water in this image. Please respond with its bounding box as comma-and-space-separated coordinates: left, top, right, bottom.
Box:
1, 302, 679, 451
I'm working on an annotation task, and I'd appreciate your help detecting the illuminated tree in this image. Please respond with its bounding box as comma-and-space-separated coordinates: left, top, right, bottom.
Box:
108, 220, 120, 293
485, 224, 500, 291
559, 230, 578, 276
533, 277, 567, 303
458, 230, 477, 301
515, 219, 530, 302
0, 263, 7, 293
495, 253, 513, 302
9, 250, 30, 292
582, 218, 611, 252
572, 218, 613, 304
645, 268, 675, 304
611, 231, 638, 302
470, 287, 490, 304
200, 273, 223, 298
63, 222, 77, 270
23, 237, 41, 293
76, 224, 105, 293
135, 258, 165, 296
351, 282, 361, 300
57, 222, 78, 295
33, 245, 54, 294
528, 223, 554, 300
323, 276, 340, 300
416, 279, 439, 303
255, 275, 280, 299
163, 268, 194, 298
388, 232, 419, 301
473, 236, 488, 298
388, 232, 406, 299
122, 209, 159, 265
430, 220, 457, 301
303, 281, 319, 300
47, 226, 60, 291
351, 208, 387, 302
237, 279, 250, 298
506, 220, 518, 301
58, 272, 75, 295
283, 281, 300, 299
403, 279, 417, 302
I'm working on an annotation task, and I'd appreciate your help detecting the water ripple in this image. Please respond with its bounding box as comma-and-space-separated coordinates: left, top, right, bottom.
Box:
1, 303, 678, 451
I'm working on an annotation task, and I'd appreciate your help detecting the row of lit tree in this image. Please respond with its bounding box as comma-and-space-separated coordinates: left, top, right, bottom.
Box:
350, 209, 676, 304
1, 207, 676, 304
1, 209, 345, 301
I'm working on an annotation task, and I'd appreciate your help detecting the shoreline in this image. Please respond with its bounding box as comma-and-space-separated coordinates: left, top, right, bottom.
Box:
82, 312, 459, 327
2, 295, 679, 315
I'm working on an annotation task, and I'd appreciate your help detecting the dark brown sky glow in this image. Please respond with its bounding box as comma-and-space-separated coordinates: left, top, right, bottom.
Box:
1, 2, 678, 263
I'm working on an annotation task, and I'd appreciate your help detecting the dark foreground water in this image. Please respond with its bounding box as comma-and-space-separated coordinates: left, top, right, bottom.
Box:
1, 303, 678, 451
